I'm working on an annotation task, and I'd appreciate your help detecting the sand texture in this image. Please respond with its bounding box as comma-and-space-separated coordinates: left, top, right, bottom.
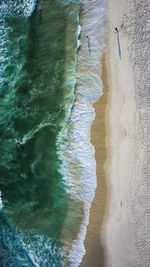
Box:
80, 0, 150, 267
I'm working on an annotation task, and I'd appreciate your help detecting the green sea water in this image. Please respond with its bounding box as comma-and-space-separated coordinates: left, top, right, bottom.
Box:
0, 0, 81, 265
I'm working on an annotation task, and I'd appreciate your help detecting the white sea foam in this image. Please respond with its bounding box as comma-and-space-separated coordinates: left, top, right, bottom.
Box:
0, 191, 3, 209
0, 0, 34, 16
23, 0, 34, 16
78, 24, 81, 38
57, 0, 107, 266
15, 113, 58, 145
18, 231, 64, 267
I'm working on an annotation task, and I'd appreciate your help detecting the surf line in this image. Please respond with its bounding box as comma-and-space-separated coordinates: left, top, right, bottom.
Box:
30, 0, 37, 16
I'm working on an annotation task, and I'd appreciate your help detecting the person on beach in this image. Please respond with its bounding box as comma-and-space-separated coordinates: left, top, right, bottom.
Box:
115, 27, 118, 32
86, 36, 91, 54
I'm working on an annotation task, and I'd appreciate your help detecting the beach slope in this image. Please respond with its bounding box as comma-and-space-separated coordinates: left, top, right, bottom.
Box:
81, 0, 150, 266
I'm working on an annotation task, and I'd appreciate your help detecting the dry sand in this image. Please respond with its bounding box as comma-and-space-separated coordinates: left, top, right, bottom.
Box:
80, 0, 150, 267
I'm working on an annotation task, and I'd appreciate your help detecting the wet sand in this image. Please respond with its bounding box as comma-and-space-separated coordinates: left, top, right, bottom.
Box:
80, 53, 110, 267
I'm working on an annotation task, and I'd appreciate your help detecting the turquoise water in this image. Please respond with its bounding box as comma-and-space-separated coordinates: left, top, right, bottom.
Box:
0, 0, 81, 266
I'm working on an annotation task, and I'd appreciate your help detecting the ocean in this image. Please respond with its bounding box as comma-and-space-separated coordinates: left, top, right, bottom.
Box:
0, 0, 107, 266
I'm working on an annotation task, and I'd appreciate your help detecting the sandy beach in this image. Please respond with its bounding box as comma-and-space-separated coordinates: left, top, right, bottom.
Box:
80, 0, 150, 266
